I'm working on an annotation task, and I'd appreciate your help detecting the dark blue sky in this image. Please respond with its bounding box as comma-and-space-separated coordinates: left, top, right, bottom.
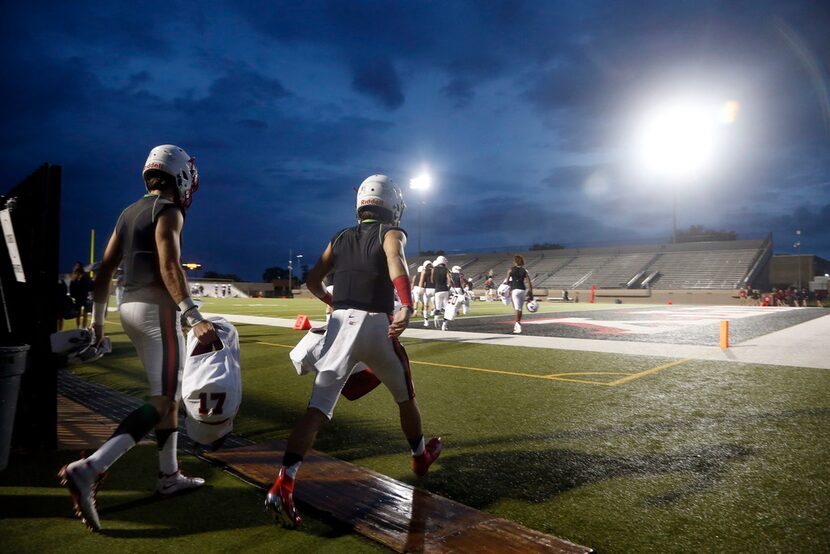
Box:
2, 1, 828, 280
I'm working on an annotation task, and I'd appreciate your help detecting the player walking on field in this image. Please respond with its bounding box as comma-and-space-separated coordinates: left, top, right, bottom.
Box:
265, 174, 442, 528
419, 260, 435, 327
431, 255, 453, 330
58, 145, 217, 531
503, 255, 534, 334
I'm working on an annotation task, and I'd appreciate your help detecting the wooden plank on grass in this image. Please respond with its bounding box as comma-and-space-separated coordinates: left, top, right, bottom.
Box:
205, 440, 592, 553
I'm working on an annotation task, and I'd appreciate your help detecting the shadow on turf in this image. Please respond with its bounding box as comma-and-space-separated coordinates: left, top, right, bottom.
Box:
1, 449, 356, 541
425, 443, 753, 509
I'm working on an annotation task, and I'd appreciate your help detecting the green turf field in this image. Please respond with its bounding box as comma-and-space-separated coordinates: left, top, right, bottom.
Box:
195, 295, 641, 319
3, 298, 829, 552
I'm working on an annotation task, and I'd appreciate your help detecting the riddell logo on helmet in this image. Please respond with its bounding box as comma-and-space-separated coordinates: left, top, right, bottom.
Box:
145, 162, 164, 170
360, 198, 383, 206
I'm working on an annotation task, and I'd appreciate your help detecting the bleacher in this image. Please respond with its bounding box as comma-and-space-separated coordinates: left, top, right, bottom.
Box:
590, 252, 657, 288
537, 255, 613, 289
643, 249, 761, 289
425, 236, 772, 292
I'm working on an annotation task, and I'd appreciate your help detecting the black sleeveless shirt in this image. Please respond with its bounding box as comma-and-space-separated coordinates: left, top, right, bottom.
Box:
115, 195, 180, 305
421, 267, 435, 288
330, 221, 407, 314
509, 266, 528, 290
433, 265, 449, 292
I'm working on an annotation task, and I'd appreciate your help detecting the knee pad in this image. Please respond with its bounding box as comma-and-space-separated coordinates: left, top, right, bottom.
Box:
114, 403, 161, 443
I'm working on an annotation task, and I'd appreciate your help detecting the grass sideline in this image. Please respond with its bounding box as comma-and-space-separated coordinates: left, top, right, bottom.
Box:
4, 297, 829, 552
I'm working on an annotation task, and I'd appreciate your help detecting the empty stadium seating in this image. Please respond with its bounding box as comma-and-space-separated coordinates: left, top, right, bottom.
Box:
410, 237, 771, 291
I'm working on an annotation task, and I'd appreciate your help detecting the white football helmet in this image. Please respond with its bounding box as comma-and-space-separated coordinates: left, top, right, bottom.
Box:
434, 255, 449, 266
356, 174, 405, 225
143, 145, 200, 209
50, 329, 112, 365
416, 265, 424, 273
451, 265, 461, 273
527, 300, 539, 313
422, 260, 433, 267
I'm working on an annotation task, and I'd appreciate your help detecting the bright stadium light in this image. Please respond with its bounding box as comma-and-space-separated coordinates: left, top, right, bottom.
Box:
410, 173, 432, 191
633, 96, 739, 242
635, 101, 718, 181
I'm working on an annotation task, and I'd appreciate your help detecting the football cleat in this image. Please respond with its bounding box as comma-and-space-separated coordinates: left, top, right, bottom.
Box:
513, 322, 522, 334
441, 322, 447, 331
265, 467, 302, 528
156, 470, 205, 496
58, 459, 104, 532
423, 319, 429, 327
412, 437, 443, 477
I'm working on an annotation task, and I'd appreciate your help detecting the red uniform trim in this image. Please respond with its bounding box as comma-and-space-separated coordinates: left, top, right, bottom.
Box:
391, 337, 415, 399
160, 305, 179, 400
392, 275, 413, 307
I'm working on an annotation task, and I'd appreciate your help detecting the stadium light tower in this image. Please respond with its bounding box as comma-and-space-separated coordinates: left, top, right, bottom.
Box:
794, 228, 802, 289
287, 248, 293, 297
634, 98, 737, 243
409, 173, 432, 255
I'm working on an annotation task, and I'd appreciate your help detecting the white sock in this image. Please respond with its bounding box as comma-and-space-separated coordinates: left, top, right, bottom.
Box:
158, 431, 179, 475
86, 434, 136, 473
284, 461, 302, 479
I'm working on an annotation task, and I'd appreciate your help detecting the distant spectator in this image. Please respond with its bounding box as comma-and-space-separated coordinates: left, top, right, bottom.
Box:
774, 288, 785, 307
483, 275, 495, 301
738, 286, 748, 305
562, 289, 570, 302
68, 261, 92, 328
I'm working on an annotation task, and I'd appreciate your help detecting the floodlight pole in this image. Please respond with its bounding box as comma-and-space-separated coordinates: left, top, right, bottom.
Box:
288, 248, 292, 297
418, 200, 423, 255
672, 188, 677, 244
795, 229, 802, 290
409, 174, 432, 256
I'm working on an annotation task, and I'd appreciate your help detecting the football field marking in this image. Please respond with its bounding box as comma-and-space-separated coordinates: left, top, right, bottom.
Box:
607, 357, 692, 386
253, 340, 684, 386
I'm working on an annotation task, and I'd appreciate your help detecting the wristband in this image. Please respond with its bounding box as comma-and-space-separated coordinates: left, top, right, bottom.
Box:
91, 301, 107, 326
178, 297, 206, 327
392, 275, 413, 308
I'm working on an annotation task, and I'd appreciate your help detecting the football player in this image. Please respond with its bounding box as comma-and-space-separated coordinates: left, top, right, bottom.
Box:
418, 260, 435, 327
502, 255, 534, 334
431, 256, 453, 330
450, 265, 471, 315
58, 145, 217, 532
265, 175, 442, 528
411, 265, 423, 316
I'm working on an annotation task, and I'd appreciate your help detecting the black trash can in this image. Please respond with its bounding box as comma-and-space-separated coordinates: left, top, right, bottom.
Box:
0, 345, 29, 471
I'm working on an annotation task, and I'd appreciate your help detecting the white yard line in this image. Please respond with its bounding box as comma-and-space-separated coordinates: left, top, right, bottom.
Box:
203, 311, 830, 370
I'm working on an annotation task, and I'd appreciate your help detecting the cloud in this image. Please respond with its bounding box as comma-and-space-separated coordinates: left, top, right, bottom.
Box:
351, 58, 404, 109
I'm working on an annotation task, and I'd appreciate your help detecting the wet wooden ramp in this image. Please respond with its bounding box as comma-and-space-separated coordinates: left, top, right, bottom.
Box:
205, 440, 593, 553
